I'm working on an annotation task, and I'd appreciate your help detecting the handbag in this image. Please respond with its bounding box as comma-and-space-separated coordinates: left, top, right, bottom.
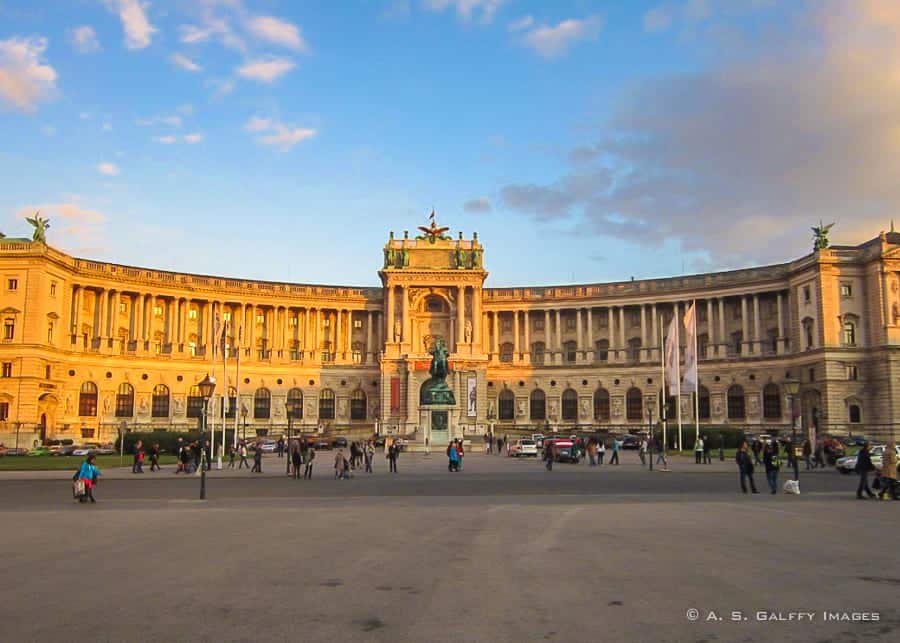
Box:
73, 479, 85, 498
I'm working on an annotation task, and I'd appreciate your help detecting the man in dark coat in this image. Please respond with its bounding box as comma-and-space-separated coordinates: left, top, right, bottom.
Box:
855, 442, 875, 499
736, 441, 759, 494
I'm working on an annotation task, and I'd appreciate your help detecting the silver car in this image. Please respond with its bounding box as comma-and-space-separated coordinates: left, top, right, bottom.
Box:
835, 445, 900, 474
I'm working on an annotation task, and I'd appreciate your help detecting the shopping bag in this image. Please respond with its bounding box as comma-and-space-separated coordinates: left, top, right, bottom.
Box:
73, 479, 85, 498
782, 479, 800, 495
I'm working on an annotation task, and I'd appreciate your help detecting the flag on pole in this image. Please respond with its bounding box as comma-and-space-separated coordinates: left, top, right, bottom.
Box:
682, 302, 698, 394
665, 314, 680, 397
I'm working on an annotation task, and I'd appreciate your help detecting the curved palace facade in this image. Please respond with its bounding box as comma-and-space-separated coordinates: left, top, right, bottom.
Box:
0, 222, 893, 446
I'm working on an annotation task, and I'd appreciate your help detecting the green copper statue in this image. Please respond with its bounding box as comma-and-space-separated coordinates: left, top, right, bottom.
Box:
420, 337, 456, 405
812, 221, 834, 251
27, 212, 50, 243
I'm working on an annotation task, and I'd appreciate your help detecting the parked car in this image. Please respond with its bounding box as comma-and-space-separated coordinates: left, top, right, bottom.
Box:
27, 447, 53, 457
56, 444, 79, 456
836, 444, 900, 474
73, 444, 100, 456
332, 437, 348, 449
0, 447, 29, 456
95, 443, 116, 455
621, 435, 641, 450
531, 433, 545, 448
314, 438, 332, 450
551, 439, 580, 463
508, 439, 538, 458
257, 440, 277, 453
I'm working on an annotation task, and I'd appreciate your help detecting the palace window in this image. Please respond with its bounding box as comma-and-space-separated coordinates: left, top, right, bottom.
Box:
595, 339, 609, 362
727, 385, 745, 420
254, 388, 271, 419
1, 362, 11, 378
50, 282, 56, 297
501, 317, 512, 332
698, 386, 711, 420
188, 309, 198, 320
319, 389, 335, 420
7, 278, 17, 291
498, 389, 514, 420
0, 402, 8, 421
563, 340, 577, 363
350, 389, 367, 420
499, 342, 514, 363
531, 342, 545, 365
847, 365, 858, 381
599, 314, 608, 328
763, 384, 781, 420
630, 311, 640, 327
188, 341, 197, 357
698, 306, 707, 323
628, 337, 642, 362
353, 318, 363, 329
562, 389, 578, 421
47, 322, 54, 344
733, 303, 742, 320
840, 283, 852, 298
323, 317, 331, 328
4, 319, 15, 340
152, 385, 170, 418
79, 381, 98, 417
731, 331, 743, 355
115, 382, 134, 418
287, 388, 303, 420
352, 341, 363, 364
803, 318, 815, 349
626, 388, 643, 421
767, 329, 778, 354
534, 318, 544, 331
699, 333, 709, 358
257, 314, 265, 324
566, 316, 576, 330
842, 320, 856, 346
803, 285, 811, 303
153, 305, 163, 317
186, 385, 204, 419
530, 389, 546, 421
594, 388, 610, 422
849, 404, 861, 424
223, 311, 232, 322
45, 365, 51, 379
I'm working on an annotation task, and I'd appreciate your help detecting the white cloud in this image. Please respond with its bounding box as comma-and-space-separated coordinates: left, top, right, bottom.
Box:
68, 26, 100, 53
207, 78, 235, 99
520, 16, 604, 58
176, 103, 193, 115
153, 135, 177, 144
244, 116, 315, 150
463, 197, 492, 213
137, 114, 182, 127
170, 53, 202, 72
178, 13, 245, 52
508, 15, 534, 32
102, 122, 112, 131
246, 15, 308, 52
16, 201, 108, 253
97, 162, 120, 176
643, 7, 673, 32
423, 0, 506, 24
0, 37, 58, 113
105, 0, 157, 50
17, 202, 106, 226
79, 111, 90, 120
183, 133, 203, 144
235, 57, 295, 83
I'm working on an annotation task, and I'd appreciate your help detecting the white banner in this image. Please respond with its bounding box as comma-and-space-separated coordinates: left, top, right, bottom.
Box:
682, 303, 697, 394
665, 314, 680, 397
467, 377, 477, 417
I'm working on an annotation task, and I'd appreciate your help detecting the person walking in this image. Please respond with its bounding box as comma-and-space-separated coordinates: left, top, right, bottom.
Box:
638, 438, 647, 467
291, 447, 302, 480
654, 436, 668, 469
303, 446, 316, 479
544, 441, 554, 471
276, 437, 285, 459
878, 441, 898, 501
598, 441, 605, 465
387, 442, 399, 473
855, 442, 876, 499
587, 439, 597, 467
447, 440, 459, 472
149, 442, 161, 472
694, 436, 704, 464
334, 449, 347, 479
364, 441, 374, 473
238, 442, 250, 469
251, 443, 263, 473
718, 433, 725, 462
702, 435, 712, 464
227, 445, 236, 469
763, 442, 780, 494
786, 439, 799, 481
132, 440, 144, 474
736, 441, 759, 494
609, 437, 620, 465
802, 439, 813, 470
75, 454, 101, 503
203, 441, 213, 471
752, 439, 763, 466
457, 439, 465, 471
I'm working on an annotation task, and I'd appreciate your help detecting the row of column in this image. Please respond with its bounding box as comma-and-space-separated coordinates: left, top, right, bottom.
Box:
385, 284, 482, 351
484, 293, 788, 363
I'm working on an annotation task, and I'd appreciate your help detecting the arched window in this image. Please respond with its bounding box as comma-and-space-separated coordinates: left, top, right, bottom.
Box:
763, 384, 781, 420
626, 388, 643, 421
594, 387, 610, 422
562, 389, 578, 421
627, 337, 642, 362
254, 388, 271, 419
79, 381, 98, 417
849, 404, 861, 424
563, 340, 577, 363
224, 386, 237, 419
531, 341, 545, 365
698, 386, 711, 420
151, 384, 170, 418
115, 382, 134, 417
659, 391, 676, 423
498, 389, 514, 420
319, 389, 335, 419
530, 389, 546, 421
727, 385, 745, 420
842, 320, 856, 346
350, 389, 367, 420
595, 339, 609, 362
499, 342, 514, 363
286, 388, 303, 419
187, 385, 204, 419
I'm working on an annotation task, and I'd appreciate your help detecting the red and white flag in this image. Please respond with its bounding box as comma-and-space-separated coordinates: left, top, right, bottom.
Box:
664, 313, 680, 397
682, 303, 698, 394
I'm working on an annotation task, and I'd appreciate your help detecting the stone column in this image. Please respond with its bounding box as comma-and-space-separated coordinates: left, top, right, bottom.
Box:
640, 304, 647, 362
473, 288, 482, 346
492, 311, 499, 355
366, 311, 373, 361
618, 307, 626, 361
718, 298, 726, 357
651, 304, 658, 361
335, 308, 343, 361
554, 309, 562, 364
457, 286, 466, 351
513, 309, 520, 360
776, 292, 786, 354
523, 310, 530, 363
741, 296, 749, 354
576, 308, 583, 362
96, 288, 107, 343
586, 308, 594, 362
137, 294, 146, 347
386, 286, 395, 344
706, 299, 715, 358
607, 307, 615, 359
752, 294, 761, 355
401, 286, 410, 346
544, 309, 551, 354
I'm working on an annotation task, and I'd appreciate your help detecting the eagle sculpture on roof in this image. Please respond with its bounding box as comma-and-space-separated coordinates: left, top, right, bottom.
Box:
417, 209, 450, 242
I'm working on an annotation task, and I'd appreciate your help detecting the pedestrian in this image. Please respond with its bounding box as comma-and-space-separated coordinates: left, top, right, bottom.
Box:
610, 438, 620, 465
654, 437, 668, 469
638, 438, 647, 466
598, 441, 605, 465
855, 441, 875, 499
364, 441, 374, 474
148, 442, 160, 472
752, 439, 762, 466
227, 445, 236, 469
503, 434, 509, 456
277, 437, 285, 458
238, 442, 250, 469
251, 443, 263, 473
204, 440, 213, 471
75, 454, 101, 503
736, 441, 759, 494
786, 439, 799, 481
334, 449, 347, 479
387, 441, 399, 473
695, 436, 704, 464
178, 442, 192, 474
718, 433, 725, 462
702, 435, 712, 464
802, 439, 813, 470
878, 441, 898, 501
544, 441, 554, 471
132, 439, 144, 474
291, 447, 302, 480
814, 440, 825, 468
587, 439, 597, 467
447, 440, 459, 472
304, 446, 316, 479
457, 439, 464, 471
763, 442, 780, 494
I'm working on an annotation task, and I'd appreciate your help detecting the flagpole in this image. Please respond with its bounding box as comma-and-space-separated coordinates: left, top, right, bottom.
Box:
660, 317, 667, 459
210, 311, 217, 471
676, 304, 683, 452
234, 324, 241, 449
220, 319, 227, 467
693, 299, 700, 446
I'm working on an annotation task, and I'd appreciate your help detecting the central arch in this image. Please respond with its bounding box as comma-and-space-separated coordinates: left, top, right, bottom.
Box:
411, 292, 453, 354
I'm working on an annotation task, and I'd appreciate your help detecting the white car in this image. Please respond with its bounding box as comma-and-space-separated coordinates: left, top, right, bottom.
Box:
835, 445, 900, 474
72, 444, 100, 456
257, 441, 278, 453
508, 439, 538, 458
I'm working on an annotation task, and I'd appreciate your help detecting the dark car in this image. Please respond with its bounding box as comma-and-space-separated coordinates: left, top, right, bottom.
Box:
621, 435, 641, 450
314, 438, 332, 450
332, 437, 348, 449
373, 436, 386, 447
57, 445, 79, 456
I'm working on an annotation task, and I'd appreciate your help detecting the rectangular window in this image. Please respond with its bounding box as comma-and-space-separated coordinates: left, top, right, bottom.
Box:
290, 316, 300, 328
566, 317, 577, 330
733, 304, 742, 320
840, 283, 852, 298
630, 311, 640, 327
803, 285, 811, 303
0, 402, 8, 421
501, 318, 511, 332
353, 319, 363, 329
3, 320, 14, 340
153, 305, 163, 317
1, 362, 11, 378
223, 311, 232, 322
323, 317, 331, 328
119, 302, 127, 313
534, 318, 544, 330
45, 365, 51, 379
188, 341, 197, 356
7, 278, 17, 291
352, 349, 362, 363
47, 323, 54, 343
50, 282, 57, 297
698, 307, 707, 322
188, 309, 198, 320
847, 365, 859, 381
808, 367, 815, 383
599, 315, 608, 328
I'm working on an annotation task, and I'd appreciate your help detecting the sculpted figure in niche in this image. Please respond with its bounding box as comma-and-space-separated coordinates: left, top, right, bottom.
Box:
174, 397, 184, 415
517, 400, 526, 418
612, 397, 622, 418
581, 398, 590, 418
488, 399, 495, 418
464, 320, 472, 343
393, 319, 402, 342
103, 396, 111, 415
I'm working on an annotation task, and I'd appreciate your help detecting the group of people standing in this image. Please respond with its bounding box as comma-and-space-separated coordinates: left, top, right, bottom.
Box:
736, 439, 799, 494
447, 439, 465, 471
130, 440, 161, 473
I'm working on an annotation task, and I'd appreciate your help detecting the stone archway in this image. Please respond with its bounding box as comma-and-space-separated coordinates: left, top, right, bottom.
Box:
411, 292, 452, 355
37, 393, 59, 440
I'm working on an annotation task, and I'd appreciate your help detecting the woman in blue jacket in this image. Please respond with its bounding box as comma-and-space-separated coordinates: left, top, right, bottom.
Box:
76, 454, 101, 503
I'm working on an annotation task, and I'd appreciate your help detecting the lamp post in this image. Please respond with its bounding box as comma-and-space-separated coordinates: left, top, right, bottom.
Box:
647, 402, 654, 471
197, 373, 216, 500
784, 376, 801, 451
286, 398, 301, 476
241, 404, 248, 443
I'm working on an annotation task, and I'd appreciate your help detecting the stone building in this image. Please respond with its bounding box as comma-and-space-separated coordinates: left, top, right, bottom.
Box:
0, 219, 892, 448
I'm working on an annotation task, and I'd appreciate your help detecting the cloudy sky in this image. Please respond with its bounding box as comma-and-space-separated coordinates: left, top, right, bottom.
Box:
0, 0, 894, 286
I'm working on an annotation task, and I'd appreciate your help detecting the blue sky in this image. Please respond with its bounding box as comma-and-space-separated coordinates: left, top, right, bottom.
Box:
0, 1, 895, 286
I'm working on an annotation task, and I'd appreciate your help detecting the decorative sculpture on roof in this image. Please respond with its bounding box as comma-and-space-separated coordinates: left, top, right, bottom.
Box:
417, 209, 451, 244
26, 212, 50, 243
812, 221, 834, 251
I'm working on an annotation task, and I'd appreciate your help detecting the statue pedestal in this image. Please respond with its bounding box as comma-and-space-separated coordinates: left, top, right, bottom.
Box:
419, 404, 455, 448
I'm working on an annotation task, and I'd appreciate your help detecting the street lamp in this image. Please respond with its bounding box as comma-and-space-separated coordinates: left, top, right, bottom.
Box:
241, 404, 248, 443
285, 397, 301, 476
197, 373, 216, 500
646, 400, 654, 471
783, 376, 801, 449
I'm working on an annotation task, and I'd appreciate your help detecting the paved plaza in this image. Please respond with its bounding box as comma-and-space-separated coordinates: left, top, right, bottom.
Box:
0, 452, 896, 643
